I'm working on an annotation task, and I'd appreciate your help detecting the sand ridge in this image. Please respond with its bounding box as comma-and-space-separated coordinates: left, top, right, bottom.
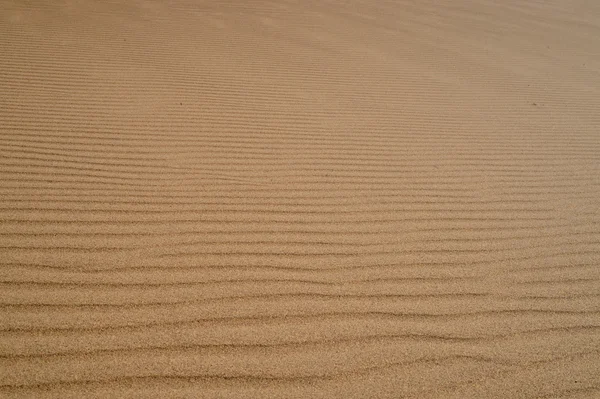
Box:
1, 0, 600, 398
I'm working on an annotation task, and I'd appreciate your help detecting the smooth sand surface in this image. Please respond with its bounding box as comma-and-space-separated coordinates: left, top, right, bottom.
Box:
1, 0, 600, 398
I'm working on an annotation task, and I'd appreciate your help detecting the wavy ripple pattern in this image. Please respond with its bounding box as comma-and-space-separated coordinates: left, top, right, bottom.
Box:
1, 0, 600, 398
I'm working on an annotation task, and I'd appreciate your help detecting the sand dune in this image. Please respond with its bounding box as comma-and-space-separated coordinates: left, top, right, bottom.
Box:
1, 0, 600, 397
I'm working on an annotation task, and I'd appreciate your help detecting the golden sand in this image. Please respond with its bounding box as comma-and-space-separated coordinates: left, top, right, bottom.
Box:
1, 0, 600, 397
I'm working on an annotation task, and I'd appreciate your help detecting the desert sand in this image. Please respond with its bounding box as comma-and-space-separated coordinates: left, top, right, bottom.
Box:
1, 0, 600, 398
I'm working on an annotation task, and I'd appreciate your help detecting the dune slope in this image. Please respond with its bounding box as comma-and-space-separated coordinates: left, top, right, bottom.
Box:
1, 0, 600, 398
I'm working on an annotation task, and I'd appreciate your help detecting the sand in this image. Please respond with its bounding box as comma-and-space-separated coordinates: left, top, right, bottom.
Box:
1, 0, 600, 398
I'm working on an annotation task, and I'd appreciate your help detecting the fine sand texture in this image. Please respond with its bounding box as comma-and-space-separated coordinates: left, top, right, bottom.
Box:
1, 0, 600, 398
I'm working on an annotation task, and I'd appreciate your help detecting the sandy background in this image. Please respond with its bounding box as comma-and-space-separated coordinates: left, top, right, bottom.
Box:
1, 0, 600, 398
